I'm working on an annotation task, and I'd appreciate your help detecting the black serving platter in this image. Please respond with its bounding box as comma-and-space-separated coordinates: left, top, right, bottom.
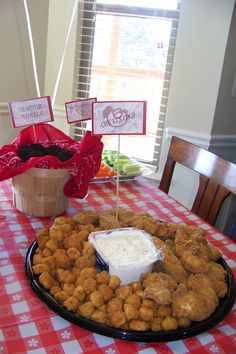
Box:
25, 240, 236, 342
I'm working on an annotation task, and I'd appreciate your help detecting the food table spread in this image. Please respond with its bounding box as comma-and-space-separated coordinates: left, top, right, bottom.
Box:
0, 176, 235, 354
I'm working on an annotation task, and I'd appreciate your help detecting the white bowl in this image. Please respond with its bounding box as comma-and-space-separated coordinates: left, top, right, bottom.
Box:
88, 227, 163, 285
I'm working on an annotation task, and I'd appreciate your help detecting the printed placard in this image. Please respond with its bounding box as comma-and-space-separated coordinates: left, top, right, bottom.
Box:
9, 96, 54, 128
65, 97, 97, 123
92, 101, 146, 135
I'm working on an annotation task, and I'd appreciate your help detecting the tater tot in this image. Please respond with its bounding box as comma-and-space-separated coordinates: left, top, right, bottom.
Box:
177, 318, 192, 328
96, 270, 110, 284
157, 305, 172, 318
67, 247, 81, 261
142, 299, 157, 310
33, 263, 50, 274
116, 285, 132, 300
75, 256, 90, 269
78, 301, 95, 318
129, 319, 150, 331
107, 298, 123, 316
90, 290, 104, 308
54, 249, 70, 269
73, 285, 86, 302
109, 310, 127, 329
63, 296, 79, 312
63, 235, 82, 250
161, 316, 178, 331
49, 229, 64, 242
108, 276, 121, 290
125, 294, 141, 309
42, 248, 52, 257
97, 283, 113, 302
49, 285, 61, 296
77, 230, 90, 241
80, 267, 97, 279
90, 309, 107, 324
124, 303, 139, 321
83, 278, 97, 294
151, 317, 162, 332
139, 306, 154, 321
39, 271, 55, 289
131, 282, 143, 292
87, 255, 96, 267
82, 241, 95, 257
58, 270, 76, 284
33, 253, 43, 265
54, 290, 70, 304
63, 283, 75, 296
42, 256, 56, 271
45, 239, 58, 252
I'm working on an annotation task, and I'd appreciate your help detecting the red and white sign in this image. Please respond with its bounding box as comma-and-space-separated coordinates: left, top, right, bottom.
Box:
65, 97, 97, 123
9, 96, 54, 128
92, 101, 146, 135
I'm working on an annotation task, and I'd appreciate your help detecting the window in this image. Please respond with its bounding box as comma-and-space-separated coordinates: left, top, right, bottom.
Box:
71, 0, 181, 167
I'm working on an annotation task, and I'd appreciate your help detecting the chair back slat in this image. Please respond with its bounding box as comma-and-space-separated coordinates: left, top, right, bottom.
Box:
159, 136, 236, 233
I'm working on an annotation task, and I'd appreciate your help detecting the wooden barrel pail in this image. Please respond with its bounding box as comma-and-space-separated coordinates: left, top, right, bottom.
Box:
12, 167, 70, 217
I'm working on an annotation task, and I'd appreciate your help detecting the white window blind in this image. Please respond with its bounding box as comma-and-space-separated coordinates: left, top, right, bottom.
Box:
71, 0, 181, 167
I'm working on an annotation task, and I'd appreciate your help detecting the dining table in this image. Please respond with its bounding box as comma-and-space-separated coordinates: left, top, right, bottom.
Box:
0, 175, 235, 354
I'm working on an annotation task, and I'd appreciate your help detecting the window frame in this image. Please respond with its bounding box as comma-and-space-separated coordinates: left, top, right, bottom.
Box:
71, 0, 181, 168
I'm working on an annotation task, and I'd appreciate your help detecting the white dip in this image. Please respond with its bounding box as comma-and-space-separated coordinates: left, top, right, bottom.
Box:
94, 229, 157, 265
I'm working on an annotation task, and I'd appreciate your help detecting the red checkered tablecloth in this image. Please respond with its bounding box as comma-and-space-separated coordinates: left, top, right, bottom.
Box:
0, 177, 235, 354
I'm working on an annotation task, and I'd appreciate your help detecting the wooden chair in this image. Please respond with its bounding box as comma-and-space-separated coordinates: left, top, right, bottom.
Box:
159, 136, 236, 241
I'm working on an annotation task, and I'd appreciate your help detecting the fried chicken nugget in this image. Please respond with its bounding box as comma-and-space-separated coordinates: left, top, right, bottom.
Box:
172, 283, 216, 322
206, 262, 228, 297
99, 214, 125, 230
143, 272, 177, 305
187, 273, 219, 313
207, 244, 222, 261
129, 319, 150, 331
80, 266, 97, 279
158, 246, 188, 282
73, 210, 99, 225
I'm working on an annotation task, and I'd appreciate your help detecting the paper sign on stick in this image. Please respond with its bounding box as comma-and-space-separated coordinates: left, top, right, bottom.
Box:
92, 101, 146, 135
65, 98, 97, 123
9, 96, 54, 128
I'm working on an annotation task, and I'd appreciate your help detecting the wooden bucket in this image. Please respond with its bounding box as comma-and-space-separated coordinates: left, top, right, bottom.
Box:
12, 167, 70, 217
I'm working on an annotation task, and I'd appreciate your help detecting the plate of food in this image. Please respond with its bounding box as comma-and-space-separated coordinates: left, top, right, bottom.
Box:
94, 150, 152, 181
25, 208, 236, 342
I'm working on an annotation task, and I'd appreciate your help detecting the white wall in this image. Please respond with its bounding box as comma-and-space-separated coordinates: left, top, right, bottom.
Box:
158, 0, 235, 209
